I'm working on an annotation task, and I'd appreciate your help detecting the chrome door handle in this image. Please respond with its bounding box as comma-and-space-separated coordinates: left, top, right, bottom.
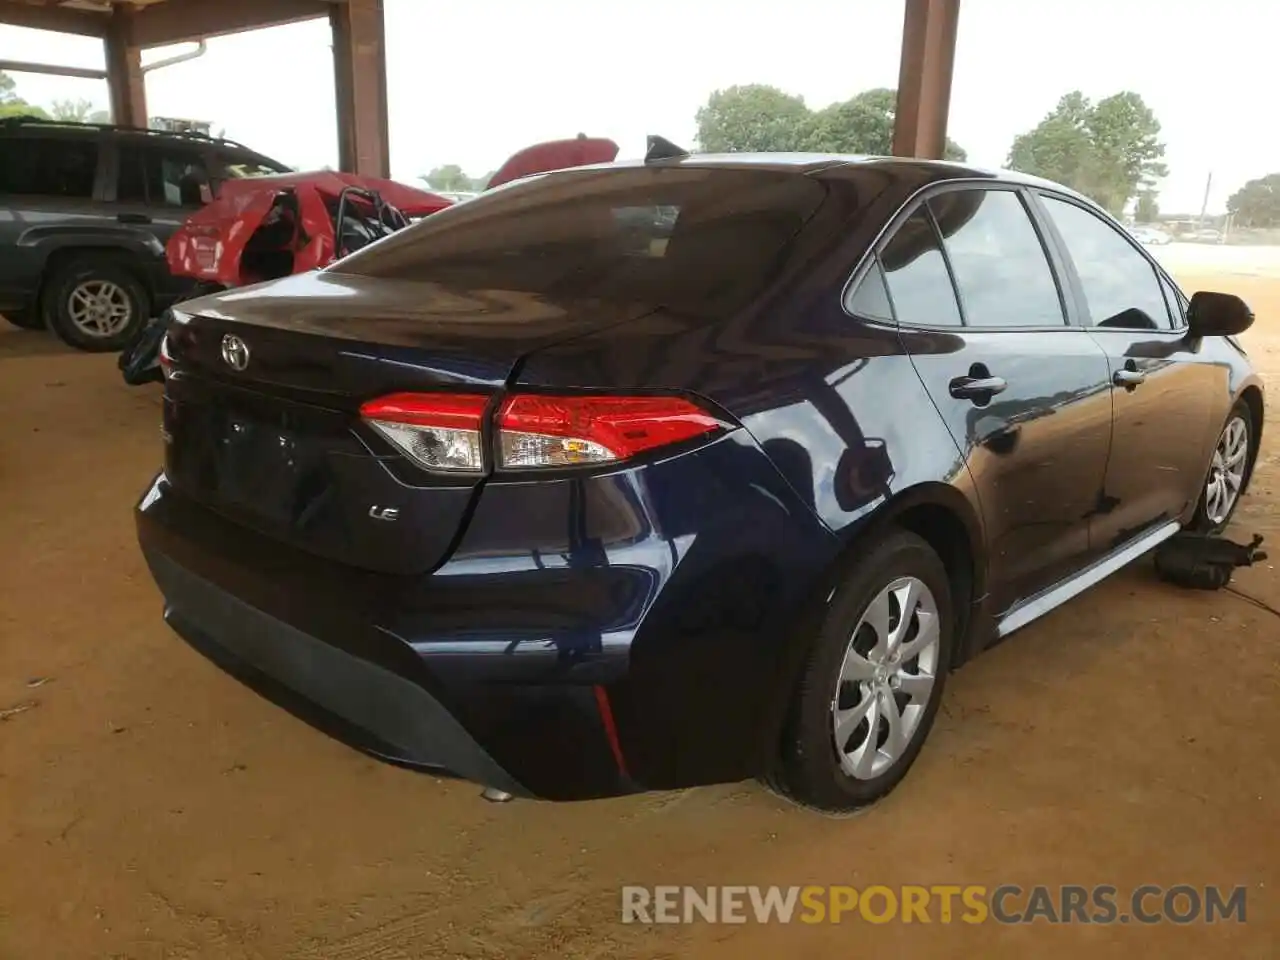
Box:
1113, 369, 1146, 388
949, 375, 1008, 401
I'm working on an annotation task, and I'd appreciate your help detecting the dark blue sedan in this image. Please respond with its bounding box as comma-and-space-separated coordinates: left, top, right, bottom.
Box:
137, 149, 1264, 811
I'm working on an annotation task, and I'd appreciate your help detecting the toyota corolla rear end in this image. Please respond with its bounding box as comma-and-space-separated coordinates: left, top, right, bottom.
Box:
135, 161, 841, 800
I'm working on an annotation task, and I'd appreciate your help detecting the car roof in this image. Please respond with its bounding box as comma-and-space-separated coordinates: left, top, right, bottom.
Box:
0, 115, 286, 167
554, 151, 1097, 206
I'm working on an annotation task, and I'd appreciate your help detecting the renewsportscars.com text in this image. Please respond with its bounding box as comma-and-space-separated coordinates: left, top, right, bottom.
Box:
621, 884, 1248, 925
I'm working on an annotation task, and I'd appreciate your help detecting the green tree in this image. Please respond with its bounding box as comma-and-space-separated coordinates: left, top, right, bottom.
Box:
1007, 90, 1167, 215
471, 170, 496, 192
0, 70, 49, 120
1227, 173, 1280, 228
50, 98, 96, 122
1135, 190, 1159, 223
423, 163, 473, 192
0, 101, 46, 119
695, 84, 810, 153
694, 84, 966, 159
797, 87, 966, 160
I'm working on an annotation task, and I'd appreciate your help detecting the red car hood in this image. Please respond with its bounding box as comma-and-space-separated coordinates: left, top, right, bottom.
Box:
487, 135, 620, 188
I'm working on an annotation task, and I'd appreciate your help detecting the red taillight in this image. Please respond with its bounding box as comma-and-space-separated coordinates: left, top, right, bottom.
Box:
359, 392, 723, 473
359, 393, 489, 472
497, 394, 722, 468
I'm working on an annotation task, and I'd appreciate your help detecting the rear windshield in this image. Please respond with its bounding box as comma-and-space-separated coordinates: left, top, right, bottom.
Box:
329, 167, 827, 313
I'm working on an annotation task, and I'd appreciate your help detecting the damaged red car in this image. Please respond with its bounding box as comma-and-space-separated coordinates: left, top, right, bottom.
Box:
165, 172, 452, 291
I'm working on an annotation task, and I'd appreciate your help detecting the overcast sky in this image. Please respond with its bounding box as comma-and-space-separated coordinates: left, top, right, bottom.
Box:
2, 0, 1276, 213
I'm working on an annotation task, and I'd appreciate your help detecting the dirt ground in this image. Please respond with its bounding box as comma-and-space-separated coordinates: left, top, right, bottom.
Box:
2, 258, 1278, 959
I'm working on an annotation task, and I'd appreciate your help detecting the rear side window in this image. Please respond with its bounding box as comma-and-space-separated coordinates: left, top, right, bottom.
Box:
1041, 196, 1173, 330
331, 167, 826, 316
0, 136, 98, 198
877, 208, 963, 327
929, 189, 1065, 328
845, 257, 894, 322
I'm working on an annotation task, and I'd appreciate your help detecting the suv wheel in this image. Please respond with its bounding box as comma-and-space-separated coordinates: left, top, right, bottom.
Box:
43, 256, 149, 352
768, 530, 954, 813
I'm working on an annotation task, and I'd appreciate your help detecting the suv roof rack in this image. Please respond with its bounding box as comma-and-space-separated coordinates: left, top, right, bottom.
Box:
0, 114, 272, 160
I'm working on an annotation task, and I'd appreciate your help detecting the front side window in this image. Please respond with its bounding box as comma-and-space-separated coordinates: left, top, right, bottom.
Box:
332, 167, 826, 316
877, 208, 963, 327
0, 136, 97, 198
1041, 195, 1173, 330
929, 189, 1065, 328
1159, 273, 1187, 327
157, 148, 210, 206
118, 141, 211, 206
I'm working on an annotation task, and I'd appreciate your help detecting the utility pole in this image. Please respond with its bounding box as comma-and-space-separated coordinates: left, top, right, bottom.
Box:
1198, 171, 1213, 226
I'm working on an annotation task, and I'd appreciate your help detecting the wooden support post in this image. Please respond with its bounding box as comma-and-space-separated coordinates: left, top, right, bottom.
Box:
104, 7, 146, 128
331, 0, 390, 178
892, 0, 960, 160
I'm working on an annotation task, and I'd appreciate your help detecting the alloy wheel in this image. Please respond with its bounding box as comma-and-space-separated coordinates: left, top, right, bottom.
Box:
1205, 415, 1249, 526
831, 576, 941, 780
67, 280, 134, 338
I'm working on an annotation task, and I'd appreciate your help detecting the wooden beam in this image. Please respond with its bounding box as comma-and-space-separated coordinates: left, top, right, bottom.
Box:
104, 7, 146, 128
0, 0, 107, 37
892, 0, 961, 160
0, 58, 106, 80
128, 0, 334, 48
331, 0, 389, 178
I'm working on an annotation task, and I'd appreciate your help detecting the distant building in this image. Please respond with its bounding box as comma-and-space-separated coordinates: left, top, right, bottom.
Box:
150, 116, 213, 136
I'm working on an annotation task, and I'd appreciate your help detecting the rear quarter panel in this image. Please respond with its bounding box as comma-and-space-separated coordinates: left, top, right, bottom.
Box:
511, 168, 991, 778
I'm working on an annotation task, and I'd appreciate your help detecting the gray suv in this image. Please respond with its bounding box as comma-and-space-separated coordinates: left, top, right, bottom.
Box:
0, 117, 289, 351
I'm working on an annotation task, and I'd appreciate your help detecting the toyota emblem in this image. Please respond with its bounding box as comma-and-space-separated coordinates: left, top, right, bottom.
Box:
220, 333, 250, 371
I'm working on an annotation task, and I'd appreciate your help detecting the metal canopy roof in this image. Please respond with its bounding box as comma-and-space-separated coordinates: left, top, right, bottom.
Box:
0, 0, 959, 173
0, 0, 344, 46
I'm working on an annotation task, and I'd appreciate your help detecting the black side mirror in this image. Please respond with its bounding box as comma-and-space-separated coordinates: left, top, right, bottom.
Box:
1187, 291, 1254, 337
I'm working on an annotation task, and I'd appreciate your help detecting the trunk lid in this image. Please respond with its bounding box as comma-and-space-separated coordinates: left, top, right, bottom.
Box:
162, 271, 654, 574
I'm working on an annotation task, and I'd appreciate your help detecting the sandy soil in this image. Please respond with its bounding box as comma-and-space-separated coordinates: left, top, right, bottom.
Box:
1, 262, 1278, 959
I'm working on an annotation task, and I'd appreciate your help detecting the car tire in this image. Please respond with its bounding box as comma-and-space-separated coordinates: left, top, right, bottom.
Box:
1190, 400, 1255, 533
3, 307, 44, 331
768, 529, 954, 813
42, 255, 150, 352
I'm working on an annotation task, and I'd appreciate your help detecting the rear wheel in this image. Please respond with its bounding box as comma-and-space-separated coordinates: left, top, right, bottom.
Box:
1192, 402, 1253, 532
42, 256, 149, 352
769, 530, 954, 813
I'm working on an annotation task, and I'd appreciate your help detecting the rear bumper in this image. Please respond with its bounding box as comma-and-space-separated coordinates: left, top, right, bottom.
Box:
137, 474, 640, 800
137, 426, 841, 798
148, 547, 530, 796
